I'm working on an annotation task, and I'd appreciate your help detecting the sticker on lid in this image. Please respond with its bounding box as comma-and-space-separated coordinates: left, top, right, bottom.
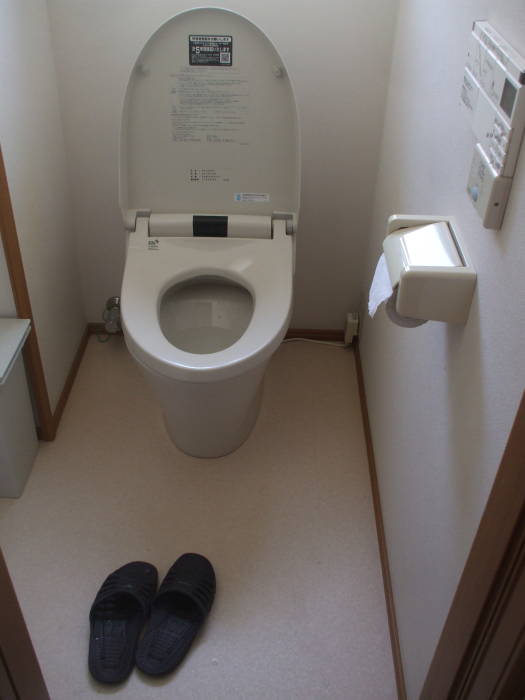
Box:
189, 35, 232, 66
170, 67, 249, 145
234, 193, 270, 203
189, 168, 231, 183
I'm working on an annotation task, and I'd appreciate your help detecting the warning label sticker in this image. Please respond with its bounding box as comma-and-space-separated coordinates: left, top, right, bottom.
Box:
189, 168, 231, 183
189, 35, 232, 66
234, 193, 270, 203
170, 67, 250, 145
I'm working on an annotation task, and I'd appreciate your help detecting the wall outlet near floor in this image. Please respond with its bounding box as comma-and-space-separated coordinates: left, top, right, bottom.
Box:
344, 312, 359, 345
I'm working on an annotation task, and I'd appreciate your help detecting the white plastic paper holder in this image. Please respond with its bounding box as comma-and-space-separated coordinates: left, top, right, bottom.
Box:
383, 215, 477, 324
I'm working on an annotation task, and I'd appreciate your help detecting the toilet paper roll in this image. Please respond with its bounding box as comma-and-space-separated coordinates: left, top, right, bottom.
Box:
385, 287, 427, 327
368, 253, 426, 328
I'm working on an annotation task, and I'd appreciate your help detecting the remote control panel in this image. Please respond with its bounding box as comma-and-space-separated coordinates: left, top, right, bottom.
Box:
461, 21, 525, 228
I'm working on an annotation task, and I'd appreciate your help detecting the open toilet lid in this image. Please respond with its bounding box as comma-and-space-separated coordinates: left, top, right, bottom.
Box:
119, 8, 300, 229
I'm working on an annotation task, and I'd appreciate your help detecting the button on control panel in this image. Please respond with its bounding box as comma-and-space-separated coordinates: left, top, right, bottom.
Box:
488, 116, 510, 172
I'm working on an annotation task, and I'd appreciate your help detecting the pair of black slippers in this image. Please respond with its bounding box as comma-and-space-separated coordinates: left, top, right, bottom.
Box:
88, 553, 216, 684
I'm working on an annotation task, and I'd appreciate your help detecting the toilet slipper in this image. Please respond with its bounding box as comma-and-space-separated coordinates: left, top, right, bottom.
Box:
135, 553, 216, 676
88, 561, 158, 684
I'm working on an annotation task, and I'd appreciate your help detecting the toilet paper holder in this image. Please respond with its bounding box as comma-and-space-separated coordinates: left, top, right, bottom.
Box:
383, 215, 477, 324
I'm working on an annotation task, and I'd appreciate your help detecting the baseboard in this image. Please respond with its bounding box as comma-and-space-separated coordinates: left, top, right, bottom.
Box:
38, 325, 92, 440
44, 324, 344, 440
37, 324, 92, 440
50, 325, 92, 437
87, 322, 108, 335
285, 328, 344, 341
354, 341, 407, 700
86, 324, 345, 342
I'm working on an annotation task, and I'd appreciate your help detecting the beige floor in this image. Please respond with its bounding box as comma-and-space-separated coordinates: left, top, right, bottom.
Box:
0, 337, 396, 700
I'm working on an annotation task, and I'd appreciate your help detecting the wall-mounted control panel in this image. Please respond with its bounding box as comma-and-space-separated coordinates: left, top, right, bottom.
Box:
461, 21, 525, 229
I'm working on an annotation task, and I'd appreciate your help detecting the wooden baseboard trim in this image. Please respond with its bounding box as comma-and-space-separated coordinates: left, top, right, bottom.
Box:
86, 325, 345, 342
36, 325, 93, 441
87, 322, 107, 335
45, 325, 344, 441
285, 328, 344, 341
354, 341, 407, 700
49, 325, 92, 438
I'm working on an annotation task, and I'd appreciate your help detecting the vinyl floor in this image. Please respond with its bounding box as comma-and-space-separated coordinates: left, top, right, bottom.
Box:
0, 337, 396, 699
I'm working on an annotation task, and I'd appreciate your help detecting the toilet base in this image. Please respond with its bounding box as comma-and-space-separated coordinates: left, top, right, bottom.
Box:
144, 362, 268, 458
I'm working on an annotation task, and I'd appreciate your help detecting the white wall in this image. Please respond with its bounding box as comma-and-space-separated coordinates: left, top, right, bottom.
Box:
360, 0, 525, 696
46, 0, 399, 327
0, 0, 86, 412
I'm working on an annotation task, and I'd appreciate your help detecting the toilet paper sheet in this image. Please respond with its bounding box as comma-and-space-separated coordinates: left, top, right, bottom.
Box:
368, 253, 426, 327
368, 253, 392, 317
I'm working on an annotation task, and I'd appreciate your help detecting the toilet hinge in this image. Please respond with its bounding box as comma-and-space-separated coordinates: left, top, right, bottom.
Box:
148, 213, 273, 239
137, 213, 296, 238
272, 212, 295, 234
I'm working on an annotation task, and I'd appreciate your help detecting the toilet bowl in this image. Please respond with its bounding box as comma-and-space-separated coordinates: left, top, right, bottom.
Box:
119, 8, 300, 457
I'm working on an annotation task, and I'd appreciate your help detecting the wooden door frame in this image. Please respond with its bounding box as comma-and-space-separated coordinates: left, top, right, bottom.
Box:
0, 144, 91, 440
421, 391, 525, 699
0, 145, 56, 439
0, 547, 50, 700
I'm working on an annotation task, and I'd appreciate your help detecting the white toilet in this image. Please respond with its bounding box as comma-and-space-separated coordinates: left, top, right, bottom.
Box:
119, 8, 300, 457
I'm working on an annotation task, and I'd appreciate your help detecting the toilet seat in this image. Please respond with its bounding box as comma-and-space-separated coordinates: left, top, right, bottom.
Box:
121, 219, 293, 383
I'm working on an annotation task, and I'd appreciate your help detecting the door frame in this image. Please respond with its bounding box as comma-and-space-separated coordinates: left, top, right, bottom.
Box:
421, 391, 525, 699
0, 144, 91, 440
0, 547, 50, 700
0, 145, 55, 439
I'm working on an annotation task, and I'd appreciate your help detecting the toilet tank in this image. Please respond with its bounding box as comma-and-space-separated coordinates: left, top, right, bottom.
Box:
119, 8, 300, 230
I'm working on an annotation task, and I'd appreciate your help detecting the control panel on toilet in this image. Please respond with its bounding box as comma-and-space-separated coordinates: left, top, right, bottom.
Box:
461, 21, 525, 229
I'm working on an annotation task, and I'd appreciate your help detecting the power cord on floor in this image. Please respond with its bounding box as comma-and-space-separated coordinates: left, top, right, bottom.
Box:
281, 337, 348, 348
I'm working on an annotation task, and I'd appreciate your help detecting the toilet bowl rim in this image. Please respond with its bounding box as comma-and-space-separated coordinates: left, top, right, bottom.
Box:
120, 230, 293, 382
121, 290, 291, 383
121, 280, 292, 383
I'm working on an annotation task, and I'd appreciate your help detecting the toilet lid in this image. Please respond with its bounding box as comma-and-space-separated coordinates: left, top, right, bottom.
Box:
120, 8, 300, 228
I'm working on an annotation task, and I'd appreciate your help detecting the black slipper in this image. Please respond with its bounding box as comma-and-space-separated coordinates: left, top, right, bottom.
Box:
88, 561, 158, 684
135, 553, 216, 676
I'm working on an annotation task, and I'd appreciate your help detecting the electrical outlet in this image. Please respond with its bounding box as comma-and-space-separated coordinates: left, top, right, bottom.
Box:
344, 312, 359, 345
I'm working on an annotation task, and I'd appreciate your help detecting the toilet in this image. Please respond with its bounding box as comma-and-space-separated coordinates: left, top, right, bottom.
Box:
119, 8, 300, 457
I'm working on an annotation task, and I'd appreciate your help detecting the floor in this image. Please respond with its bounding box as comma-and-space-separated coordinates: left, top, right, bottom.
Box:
0, 337, 397, 700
